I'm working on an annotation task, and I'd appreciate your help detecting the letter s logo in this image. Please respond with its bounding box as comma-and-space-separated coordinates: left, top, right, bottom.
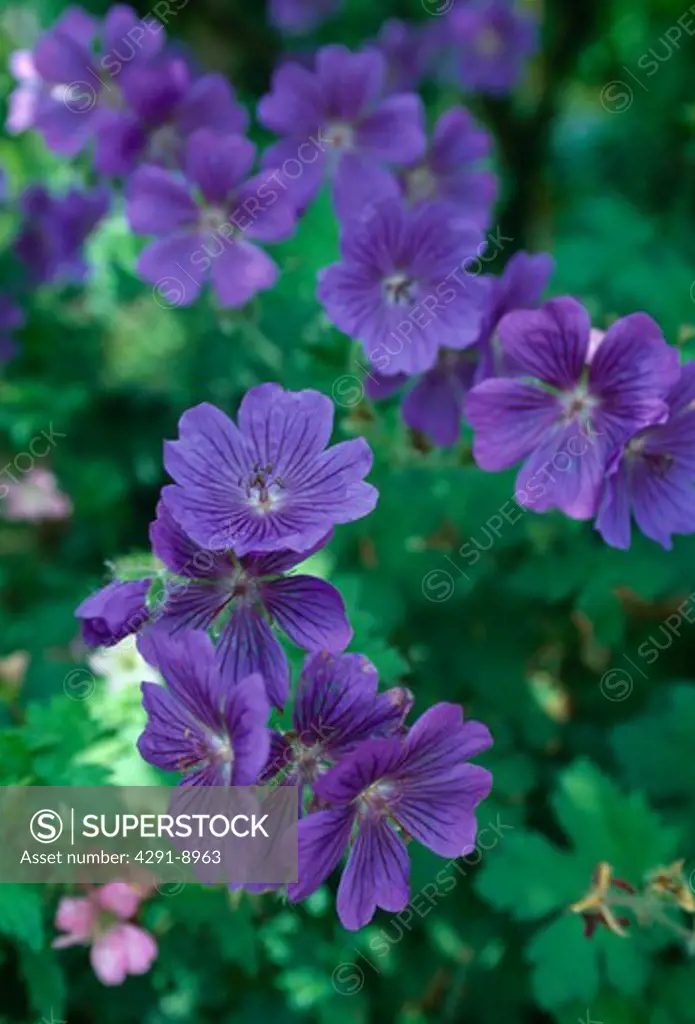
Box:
30, 809, 63, 843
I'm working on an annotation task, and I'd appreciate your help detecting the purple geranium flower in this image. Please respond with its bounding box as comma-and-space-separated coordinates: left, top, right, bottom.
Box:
319, 198, 487, 377
76, 579, 151, 647
438, 0, 538, 95
372, 19, 433, 95
150, 503, 352, 709
13, 5, 165, 160
399, 107, 497, 231
269, 0, 342, 35
466, 298, 681, 519
7, 6, 98, 137
0, 297, 25, 364
97, 56, 248, 176
162, 384, 378, 557
257, 44, 426, 218
596, 363, 695, 550
126, 129, 296, 308
262, 651, 413, 797
288, 703, 492, 930
15, 184, 110, 285
364, 251, 553, 445
137, 630, 270, 786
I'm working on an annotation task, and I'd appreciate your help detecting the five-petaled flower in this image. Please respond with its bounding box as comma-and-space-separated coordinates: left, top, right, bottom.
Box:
150, 504, 352, 708
288, 702, 492, 930
161, 384, 378, 558
466, 298, 680, 519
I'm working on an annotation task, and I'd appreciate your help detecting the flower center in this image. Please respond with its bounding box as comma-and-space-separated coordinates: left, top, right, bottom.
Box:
405, 164, 438, 204
626, 435, 648, 458
97, 72, 125, 110
561, 385, 598, 423
146, 123, 181, 166
357, 779, 396, 818
476, 27, 503, 56
383, 272, 416, 307
293, 742, 325, 784
243, 463, 285, 514
203, 733, 235, 784
199, 205, 231, 234
209, 734, 234, 766
323, 121, 355, 150
626, 436, 674, 476
228, 565, 256, 602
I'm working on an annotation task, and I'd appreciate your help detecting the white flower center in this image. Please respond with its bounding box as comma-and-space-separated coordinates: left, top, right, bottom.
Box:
383, 272, 416, 307
323, 121, 355, 150
357, 779, 396, 817
405, 164, 438, 203
200, 206, 231, 234
561, 385, 598, 423
243, 463, 285, 515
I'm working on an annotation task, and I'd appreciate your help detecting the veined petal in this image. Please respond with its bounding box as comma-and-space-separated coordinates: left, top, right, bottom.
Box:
336, 814, 409, 930
515, 421, 609, 520
595, 464, 632, 550
287, 806, 354, 903
224, 673, 271, 783
150, 501, 229, 579
496, 297, 590, 388
294, 652, 405, 756
139, 630, 223, 732
314, 737, 404, 805
216, 605, 290, 710
590, 312, 680, 441
238, 384, 335, 476
137, 681, 209, 774
401, 703, 492, 779
395, 764, 492, 858
467, 379, 561, 471
262, 575, 352, 652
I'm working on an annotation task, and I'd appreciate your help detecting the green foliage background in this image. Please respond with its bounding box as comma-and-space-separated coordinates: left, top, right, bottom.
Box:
1, 0, 695, 1020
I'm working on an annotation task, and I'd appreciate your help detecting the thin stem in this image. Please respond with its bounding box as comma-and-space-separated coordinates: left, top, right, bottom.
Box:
605, 892, 695, 950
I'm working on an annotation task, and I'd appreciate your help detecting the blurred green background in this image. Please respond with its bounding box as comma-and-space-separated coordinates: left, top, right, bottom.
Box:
2, 0, 695, 1021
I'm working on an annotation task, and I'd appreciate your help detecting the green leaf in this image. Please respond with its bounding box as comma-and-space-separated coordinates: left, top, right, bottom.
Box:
550, 760, 681, 883
0, 885, 44, 951
476, 759, 681, 1010
475, 832, 580, 921
18, 944, 67, 1016
527, 916, 601, 1009
612, 684, 695, 802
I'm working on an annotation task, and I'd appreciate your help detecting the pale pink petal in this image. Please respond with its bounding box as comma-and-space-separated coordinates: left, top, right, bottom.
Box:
90, 928, 129, 986
122, 924, 158, 975
96, 882, 142, 919
53, 896, 96, 943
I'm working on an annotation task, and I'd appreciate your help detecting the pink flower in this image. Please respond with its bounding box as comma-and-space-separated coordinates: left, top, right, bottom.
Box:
3, 468, 72, 521
97, 881, 144, 919
52, 882, 157, 986
53, 896, 97, 947
89, 923, 158, 986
